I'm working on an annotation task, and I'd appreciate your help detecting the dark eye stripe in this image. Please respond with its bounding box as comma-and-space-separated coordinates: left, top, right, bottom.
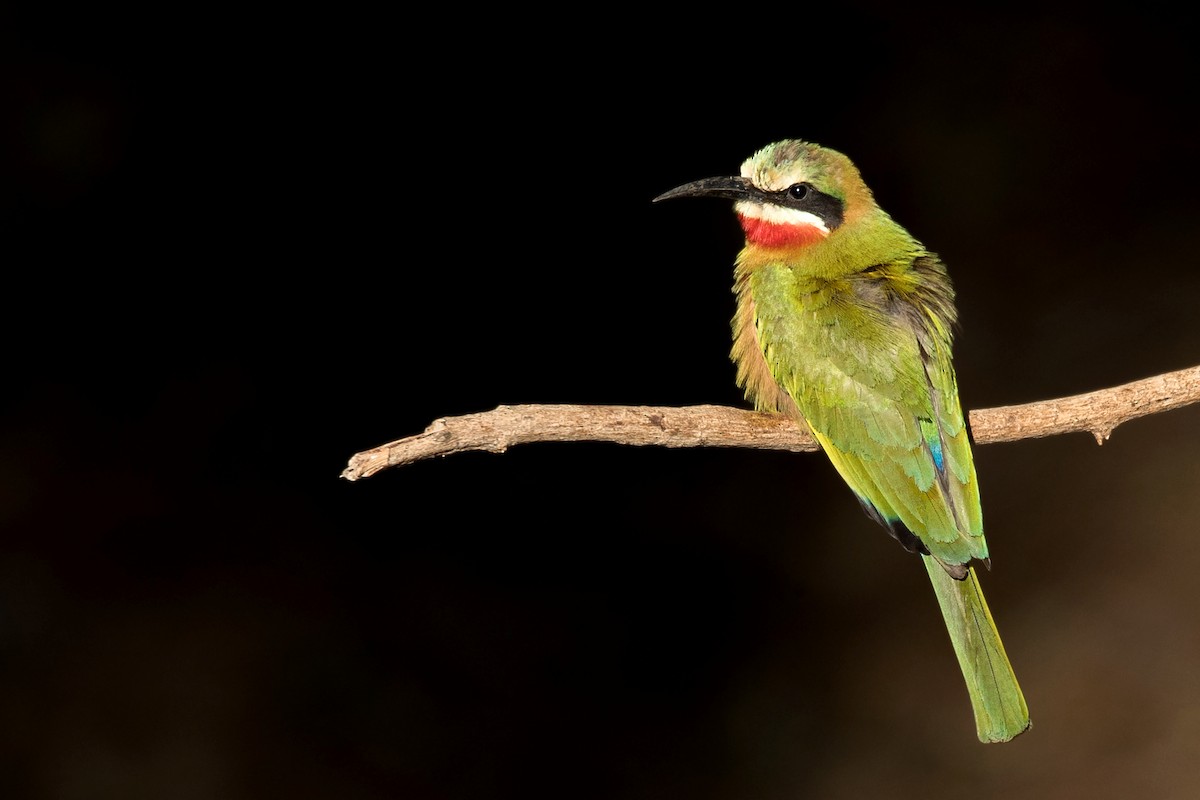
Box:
767, 183, 845, 230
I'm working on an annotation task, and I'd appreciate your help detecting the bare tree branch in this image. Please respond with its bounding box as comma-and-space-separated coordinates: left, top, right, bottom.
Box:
341, 365, 1200, 481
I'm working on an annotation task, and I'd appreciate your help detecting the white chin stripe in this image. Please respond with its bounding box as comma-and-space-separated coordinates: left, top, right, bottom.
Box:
735, 201, 830, 233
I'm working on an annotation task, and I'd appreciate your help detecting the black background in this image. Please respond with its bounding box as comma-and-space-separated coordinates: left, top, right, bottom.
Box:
5, 8, 1200, 799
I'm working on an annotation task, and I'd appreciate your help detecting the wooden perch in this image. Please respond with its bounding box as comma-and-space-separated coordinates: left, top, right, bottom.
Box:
342, 365, 1200, 481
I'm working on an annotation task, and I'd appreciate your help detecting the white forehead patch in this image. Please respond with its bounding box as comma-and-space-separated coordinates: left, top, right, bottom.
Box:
739, 156, 808, 193
735, 200, 830, 233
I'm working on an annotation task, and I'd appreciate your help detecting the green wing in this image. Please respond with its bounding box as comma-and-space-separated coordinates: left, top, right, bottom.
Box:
747, 257, 1029, 742
751, 260, 985, 570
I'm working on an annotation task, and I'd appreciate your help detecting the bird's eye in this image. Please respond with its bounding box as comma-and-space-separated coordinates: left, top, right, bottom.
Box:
788, 183, 809, 200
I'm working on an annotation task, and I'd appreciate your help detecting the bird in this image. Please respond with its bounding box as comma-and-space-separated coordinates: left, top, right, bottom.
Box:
653, 139, 1030, 743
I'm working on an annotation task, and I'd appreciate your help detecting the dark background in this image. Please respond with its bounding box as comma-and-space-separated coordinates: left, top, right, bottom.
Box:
5, 8, 1200, 799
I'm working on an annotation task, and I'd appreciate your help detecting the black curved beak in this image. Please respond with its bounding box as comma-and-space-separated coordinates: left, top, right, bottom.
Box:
653, 176, 753, 203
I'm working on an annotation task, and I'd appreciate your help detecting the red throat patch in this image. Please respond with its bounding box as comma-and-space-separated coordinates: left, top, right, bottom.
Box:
738, 215, 827, 248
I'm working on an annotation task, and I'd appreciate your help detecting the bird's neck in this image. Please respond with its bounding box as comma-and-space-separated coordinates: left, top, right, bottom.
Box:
736, 208, 919, 281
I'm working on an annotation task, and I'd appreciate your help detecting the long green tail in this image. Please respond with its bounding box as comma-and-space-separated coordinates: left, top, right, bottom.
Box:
923, 557, 1031, 743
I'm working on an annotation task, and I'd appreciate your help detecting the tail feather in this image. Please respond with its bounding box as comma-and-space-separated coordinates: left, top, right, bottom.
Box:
922, 557, 1031, 743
